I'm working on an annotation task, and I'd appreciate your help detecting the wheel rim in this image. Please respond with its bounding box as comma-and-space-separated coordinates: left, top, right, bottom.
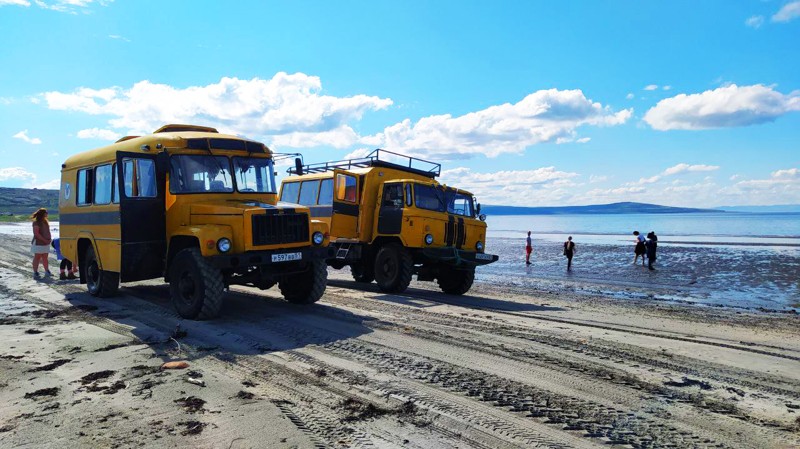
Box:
177, 272, 197, 306
379, 254, 397, 281
87, 262, 99, 290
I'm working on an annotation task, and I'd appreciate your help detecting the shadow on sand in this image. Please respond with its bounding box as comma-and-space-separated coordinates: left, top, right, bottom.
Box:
328, 279, 565, 313
61, 283, 373, 364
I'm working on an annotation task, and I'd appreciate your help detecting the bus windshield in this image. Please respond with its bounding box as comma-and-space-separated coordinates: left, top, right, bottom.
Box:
169, 155, 234, 193
446, 190, 475, 217
233, 157, 276, 193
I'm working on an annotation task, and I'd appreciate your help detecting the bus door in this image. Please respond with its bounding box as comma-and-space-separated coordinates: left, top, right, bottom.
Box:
117, 152, 167, 282
377, 181, 404, 235
331, 170, 360, 239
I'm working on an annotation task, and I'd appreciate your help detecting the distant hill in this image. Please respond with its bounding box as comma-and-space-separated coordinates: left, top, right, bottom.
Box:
716, 205, 800, 213
481, 202, 719, 215
0, 187, 59, 217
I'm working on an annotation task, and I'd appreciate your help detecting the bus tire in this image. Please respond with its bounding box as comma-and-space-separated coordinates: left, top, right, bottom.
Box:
437, 266, 474, 295
84, 246, 119, 298
350, 261, 375, 284
374, 244, 413, 293
169, 248, 224, 320
280, 260, 327, 304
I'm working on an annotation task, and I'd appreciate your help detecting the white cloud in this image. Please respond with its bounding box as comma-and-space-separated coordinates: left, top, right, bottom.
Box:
33, 179, 60, 190
644, 84, 659, 91
662, 163, 720, 176
363, 89, 631, 159
662, 85, 672, 91
0, 167, 37, 182
720, 167, 800, 205
42, 73, 392, 150
589, 175, 609, 183
626, 93, 634, 100
108, 34, 130, 42
772, 1, 800, 22
12, 129, 42, 144
746, 15, 765, 28
0, 0, 31, 6
439, 166, 580, 206
76, 127, 122, 141
33, 0, 109, 13
643, 84, 800, 130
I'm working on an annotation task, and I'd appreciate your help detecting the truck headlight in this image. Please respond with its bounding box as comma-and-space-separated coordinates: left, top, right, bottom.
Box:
217, 238, 232, 253
312, 231, 324, 246
425, 234, 433, 245
476, 241, 484, 252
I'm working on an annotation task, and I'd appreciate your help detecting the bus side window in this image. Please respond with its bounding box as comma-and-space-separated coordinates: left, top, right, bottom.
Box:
94, 164, 113, 205
382, 184, 403, 208
336, 174, 357, 202
405, 184, 412, 207
77, 168, 93, 206
112, 163, 119, 203
280, 182, 300, 203
298, 180, 320, 206
123, 159, 136, 197
122, 158, 157, 198
318, 178, 333, 205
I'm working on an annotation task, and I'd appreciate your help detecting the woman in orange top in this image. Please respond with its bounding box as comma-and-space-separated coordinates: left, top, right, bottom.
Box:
31, 208, 52, 279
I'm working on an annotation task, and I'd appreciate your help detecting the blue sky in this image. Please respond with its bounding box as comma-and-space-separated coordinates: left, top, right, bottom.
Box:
1, 0, 799, 207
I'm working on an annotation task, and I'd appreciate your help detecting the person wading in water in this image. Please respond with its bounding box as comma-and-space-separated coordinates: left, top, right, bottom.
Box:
525, 231, 533, 265
563, 236, 576, 271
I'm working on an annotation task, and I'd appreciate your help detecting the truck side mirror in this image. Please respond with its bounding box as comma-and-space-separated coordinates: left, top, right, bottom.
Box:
294, 158, 303, 176
476, 202, 481, 215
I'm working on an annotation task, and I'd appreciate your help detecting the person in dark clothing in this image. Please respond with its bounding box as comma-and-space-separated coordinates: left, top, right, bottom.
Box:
525, 231, 533, 265
633, 231, 646, 266
645, 231, 658, 270
563, 236, 575, 270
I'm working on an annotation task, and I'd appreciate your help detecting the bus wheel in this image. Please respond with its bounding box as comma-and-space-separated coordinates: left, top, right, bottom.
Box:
84, 246, 119, 298
169, 248, 224, 320
374, 244, 412, 293
350, 261, 374, 284
437, 266, 475, 295
279, 260, 327, 304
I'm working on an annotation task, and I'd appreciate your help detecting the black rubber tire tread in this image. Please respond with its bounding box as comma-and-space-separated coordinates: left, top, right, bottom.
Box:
279, 260, 327, 304
350, 261, 375, 284
84, 246, 119, 298
169, 248, 224, 320
374, 243, 413, 293
437, 266, 475, 295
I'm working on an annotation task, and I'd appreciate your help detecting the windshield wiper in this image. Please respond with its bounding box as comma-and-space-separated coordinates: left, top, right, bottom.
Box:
201, 139, 230, 186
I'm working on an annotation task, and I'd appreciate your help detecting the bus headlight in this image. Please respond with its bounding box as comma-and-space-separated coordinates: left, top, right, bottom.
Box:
476, 241, 484, 252
217, 238, 232, 253
312, 231, 324, 246
425, 234, 433, 245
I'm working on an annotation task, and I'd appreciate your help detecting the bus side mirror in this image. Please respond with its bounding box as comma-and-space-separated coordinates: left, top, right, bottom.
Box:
476, 202, 481, 215
294, 158, 303, 176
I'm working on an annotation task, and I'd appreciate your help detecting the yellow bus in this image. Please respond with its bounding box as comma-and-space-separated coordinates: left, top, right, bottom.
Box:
280, 150, 497, 295
59, 124, 333, 319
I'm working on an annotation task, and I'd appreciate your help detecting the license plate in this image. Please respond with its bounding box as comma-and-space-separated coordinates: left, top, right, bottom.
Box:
271, 252, 302, 263
475, 253, 493, 261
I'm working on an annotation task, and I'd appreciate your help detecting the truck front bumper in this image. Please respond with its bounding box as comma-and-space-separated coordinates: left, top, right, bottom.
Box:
209, 246, 335, 270
420, 247, 499, 267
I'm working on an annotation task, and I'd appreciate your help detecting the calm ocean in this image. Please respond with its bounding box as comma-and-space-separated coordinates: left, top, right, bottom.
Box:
481, 213, 800, 311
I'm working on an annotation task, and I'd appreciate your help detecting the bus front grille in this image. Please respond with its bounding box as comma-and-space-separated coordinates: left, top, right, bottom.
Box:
251, 213, 309, 246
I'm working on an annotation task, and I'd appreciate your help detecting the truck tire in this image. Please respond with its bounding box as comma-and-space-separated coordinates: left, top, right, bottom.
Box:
84, 246, 119, 298
374, 243, 413, 293
350, 261, 375, 284
437, 266, 475, 295
169, 248, 224, 320
279, 260, 327, 304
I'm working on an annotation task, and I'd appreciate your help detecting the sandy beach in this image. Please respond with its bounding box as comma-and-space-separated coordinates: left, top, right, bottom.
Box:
1, 230, 799, 448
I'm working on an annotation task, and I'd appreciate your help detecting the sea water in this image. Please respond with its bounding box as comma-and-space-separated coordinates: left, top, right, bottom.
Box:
481, 213, 800, 311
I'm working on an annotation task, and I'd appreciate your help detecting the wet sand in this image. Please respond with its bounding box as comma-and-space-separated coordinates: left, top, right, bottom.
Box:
1, 231, 799, 448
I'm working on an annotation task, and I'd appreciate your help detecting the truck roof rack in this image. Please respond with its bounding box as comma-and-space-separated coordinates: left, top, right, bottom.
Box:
287, 149, 441, 178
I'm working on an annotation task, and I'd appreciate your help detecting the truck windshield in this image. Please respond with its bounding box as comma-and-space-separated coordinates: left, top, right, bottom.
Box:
446, 190, 475, 217
169, 155, 234, 193
414, 183, 446, 212
233, 157, 276, 193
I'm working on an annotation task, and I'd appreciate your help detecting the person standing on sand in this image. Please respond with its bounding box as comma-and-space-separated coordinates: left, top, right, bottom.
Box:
525, 231, 533, 265
52, 238, 77, 280
633, 231, 646, 266
646, 231, 658, 271
563, 236, 576, 270
30, 208, 52, 279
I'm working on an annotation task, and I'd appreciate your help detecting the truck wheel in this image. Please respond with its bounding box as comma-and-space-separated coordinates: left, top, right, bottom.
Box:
374, 244, 413, 293
84, 246, 119, 298
350, 261, 374, 284
279, 260, 327, 304
169, 248, 224, 320
437, 266, 475, 295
